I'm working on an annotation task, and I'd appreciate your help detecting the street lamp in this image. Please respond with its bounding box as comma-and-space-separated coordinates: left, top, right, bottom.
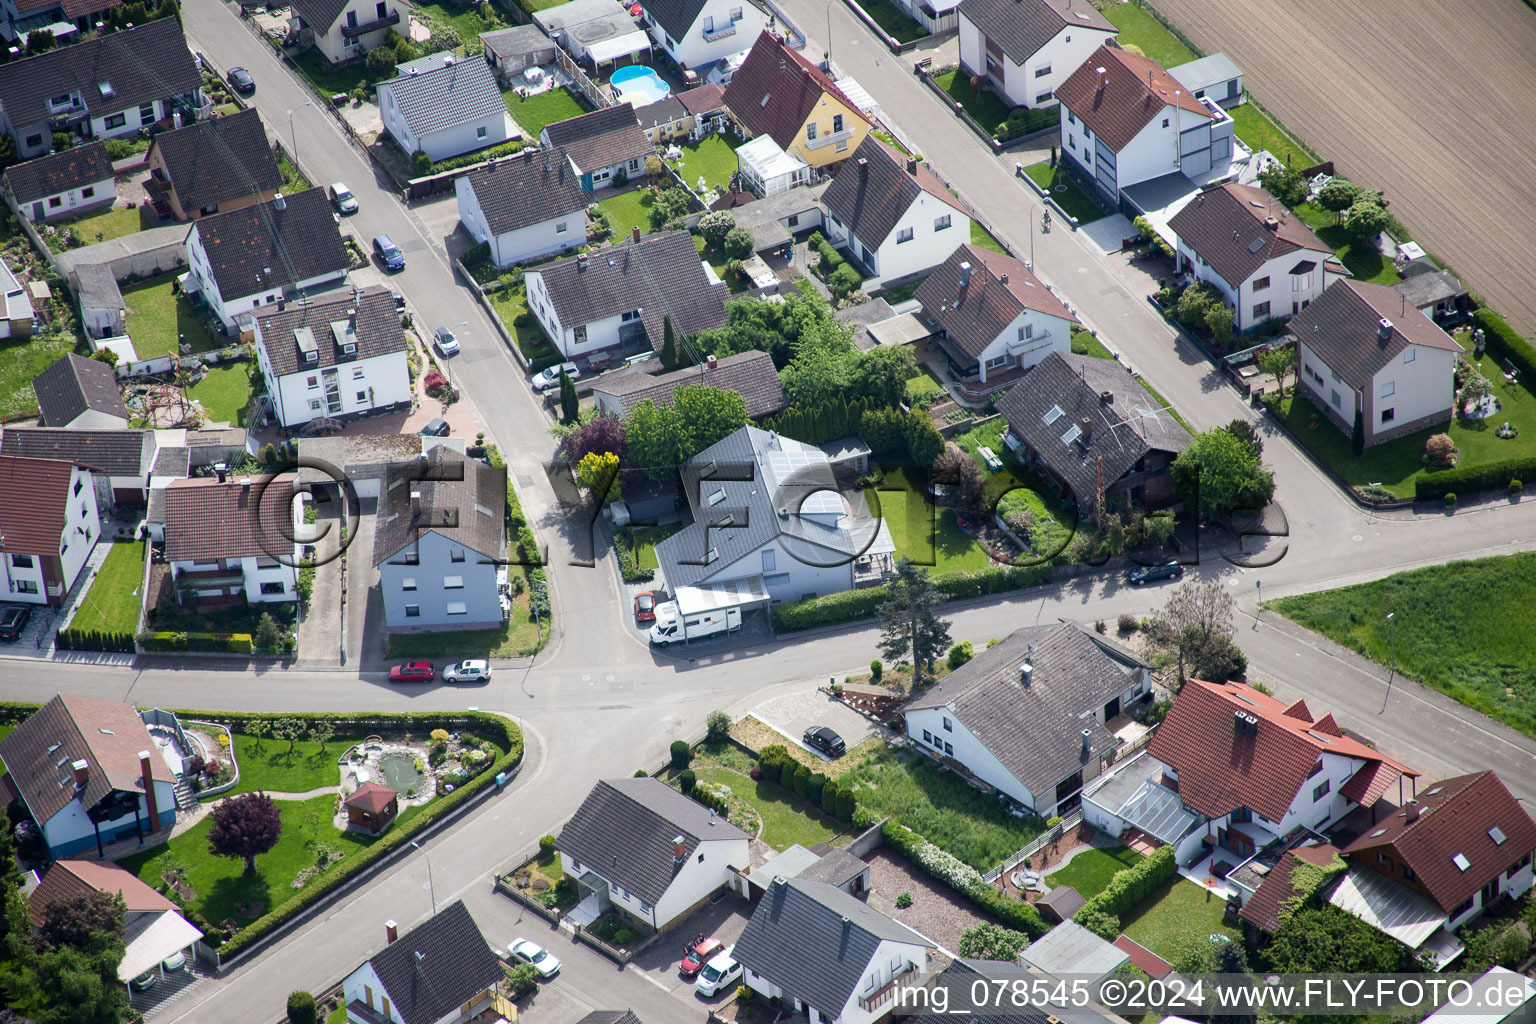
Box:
410, 840, 436, 915
1381, 612, 1396, 713
825, 0, 834, 63
1254, 578, 1262, 629
286, 101, 313, 170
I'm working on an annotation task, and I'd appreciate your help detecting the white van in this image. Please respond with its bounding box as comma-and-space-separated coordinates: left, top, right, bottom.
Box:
695, 947, 741, 997
649, 603, 741, 645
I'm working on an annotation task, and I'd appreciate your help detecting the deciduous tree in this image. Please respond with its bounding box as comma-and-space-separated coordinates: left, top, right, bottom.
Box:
1171, 429, 1275, 516
1343, 190, 1390, 241
697, 210, 735, 248
575, 451, 620, 498
38, 892, 124, 954
956, 922, 1030, 961
1257, 163, 1308, 206
878, 559, 952, 684
931, 443, 985, 512
1256, 344, 1297, 394
1316, 179, 1360, 222
207, 792, 283, 875
1146, 578, 1236, 684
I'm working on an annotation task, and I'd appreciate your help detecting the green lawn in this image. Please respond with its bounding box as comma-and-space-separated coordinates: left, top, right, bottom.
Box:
1289, 202, 1399, 284
1121, 877, 1241, 959
51, 206, 142, 248
385, 587, 545, 658
222, 731, 365, 797
843, 746, 1045, 870
970, 221, 1006, 254
1228, 104, 1315, 168
596, 187, 654, 240
68, 540, 145, 634
1045, 846, 1144, 897
1271, 553, 1536, 739
505, 87, 588, 137
692, 766, 843, 851
666, 134, 739, 193
188, 362, 254, 426
933, 71, 1010, 133
122, 277, 221, 358
1072, 326, 1114, 360
291, 49, 395, 98
486, 283, 562, 372
858, 0, 926, 43
275, 147, 310, 195
951, 417, 1072, 520
0, 333, 80, 419
1023, 163, 1107, 225
626, 524, 682, 571
905, 368, 944, 406
327, 1004, 349, 1024
866, 466, 991, 575
414, 0, 503, 44
1103, 3, 1197, 68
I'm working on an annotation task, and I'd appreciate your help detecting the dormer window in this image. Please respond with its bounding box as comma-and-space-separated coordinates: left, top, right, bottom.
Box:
98, 82, 113, 99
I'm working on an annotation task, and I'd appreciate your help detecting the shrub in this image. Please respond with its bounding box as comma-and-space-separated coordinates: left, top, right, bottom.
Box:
698, 210, 735, 247
1075, 906, 1121, 940
365, 46, 396, 77
1074, 845, 1177, 926
835, 786, 856, 821
679, 768, 696, 794
792, 764, 811, 797
1512, 479, 1523, 496
946, 641, 973, 670
507, 963, 539, 996
724, 227, 754, 260
1424, 432, 1457, 469
828, 263, 862, 298
870, 659, 883, 681
821, 781, 839, 815
895, 892, 913, 908
1445, 492, 1458, 508
1117, 613, 1139, 633
287, 991, 317, 1024
1474, 307, 1536, 385
538, 834, 556, 857
669, 740, 692, 769
613, 926, 633, 945
772, 564, 1053, 631
411, 149, 432, 174
705, 709, 732, 743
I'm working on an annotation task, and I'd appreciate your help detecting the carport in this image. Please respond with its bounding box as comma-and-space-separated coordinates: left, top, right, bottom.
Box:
119, 911, 203, 987
673, 576, 770, 616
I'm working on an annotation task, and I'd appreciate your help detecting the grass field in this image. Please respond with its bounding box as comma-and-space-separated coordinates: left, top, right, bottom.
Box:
505, 87, 587, 137
970, 221, 1006, 254
414, 0, 502, 41
1271, 553, 1536, 738
865, 466, 991, 575
1045, 846, 1144, 896
858, 0, 926, 43
692, 766, 844, 851
666, 135, 738, 193
905, 367, 945, 406
223, 731, 366, 797
68, 541, 145, 634
189, 362, 254, 426
1121, 877, 1241, 959
933, 71, 1010, 133
1023, 163, 1106, 225
1228, 104, 1316, 168
122, 277, 220, 357
596, 187, 654, 240
51, 206, 141, 249
292, 49, 394, 98
0, 333, 79, 419
1103, 3, 1197, 68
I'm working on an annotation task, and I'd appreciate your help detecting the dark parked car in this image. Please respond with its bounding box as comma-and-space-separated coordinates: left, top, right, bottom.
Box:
372, 234, 405, 271
803, 726, 846, 758
1128, 559, 1184, 585
227, 67, 255, 93
420, 418, 450, 437
0, 605, 29, 641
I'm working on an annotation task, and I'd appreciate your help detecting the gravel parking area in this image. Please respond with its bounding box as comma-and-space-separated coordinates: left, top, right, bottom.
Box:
864, 848, 992, 955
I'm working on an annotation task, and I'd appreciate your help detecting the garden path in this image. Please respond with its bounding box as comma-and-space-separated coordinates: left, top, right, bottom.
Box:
166, 786, 340, 841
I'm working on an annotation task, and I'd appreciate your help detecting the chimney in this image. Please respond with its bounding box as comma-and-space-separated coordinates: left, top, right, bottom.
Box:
706, 354, 718, 369
578, 252, 589, 271
1100, 390, 1114, 405
959, 261, 972, 287
632, 226, 641, 243
672, 834, 687, 861
1079, 416, 1092, 441
906, 157, 917, 175
1404, 803, 1420, 824
139, 750, 159, 831
1081, 727, 1092, 752
214, 462, 227, 483
273, 193, 286, 211
999, 272, 1009, 285
71, 759, 89, 787
858, 157, 868, 173
1095, 67, 1106, 92
240, 476, 252, 492
386, 920, 399, 944
1263, 216, 1279, 231
1377, 317, 1393, 342
1020, 660, 1033, 686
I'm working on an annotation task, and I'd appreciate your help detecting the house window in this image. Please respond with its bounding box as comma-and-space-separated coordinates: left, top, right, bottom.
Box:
1330, 369, 1341, 383
450, 548, 465, 562
1313, 779, 1330, 801
404, 552, 420, 565
1508, 853, 1532, 878
260, 581, 285, 595
352, 367, 365, 380
1377, 852, 1393, 869
73, 478, 83, 496
446, 602, 468, 615
1381, 408, 1395, 423
1404, 865, 1417, 881
346, 9, 358, 25
139, 102, 155, 124
944, 741, 953, 755
1330, 390, 1341, 408
1403, 349, 1415, 363
1252, 301, 1270, 318
16, 581, 37, 594
444, 576, 464, 589
405, 604, 420, 617
307, 375, 319, 388
934, 214, 951, 231
731, 5, 743, 19
1035, 91, 1053, 104
309, 400, 323, 411
942, 717, 952, 732
1162, 118, 1169, 127
806, 123, 818, 141
81, 186, 95, 199
833, 114, 844, 133
25, 134, 40, 148
1035, 65, 1052, 78
786, 214, 799, 228
477, 126, 488, 139
985, 355, 1009, 370
1018, 324, 1033, 341
697, 852, 705, 862
621, 309, 642, 321
1067, 135, 1075, 151
1066, 110, 1075, 125
48, 197, 62, 209
762, 550, 775, 571
897, 227, 914, 243
11, 555, 32, 568
1253, 276, 1270, 290
1381, 380, 1395, 397
377, 0, 387, 15
556, 221, 568, 233
104, 114, 126, 130
402, 578, 417, 590
356, 390, 367, 402
922, 729, 932, 744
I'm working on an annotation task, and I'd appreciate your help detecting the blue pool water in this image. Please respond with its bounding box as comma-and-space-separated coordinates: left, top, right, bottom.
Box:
611, 65, 671, 105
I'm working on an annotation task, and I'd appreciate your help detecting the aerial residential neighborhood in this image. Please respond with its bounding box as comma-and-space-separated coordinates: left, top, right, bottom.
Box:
0, 0, 1533, 1022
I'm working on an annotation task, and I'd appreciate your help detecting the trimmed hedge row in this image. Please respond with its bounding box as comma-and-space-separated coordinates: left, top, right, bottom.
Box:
140, 631, 253, 653
55, 629, 134, 653
1474, 308, 1536, 386
882, 821, 1049, 938
772, 563, 1055, 632
1414, 457, 1536, 501
1072, 844, 1176, 939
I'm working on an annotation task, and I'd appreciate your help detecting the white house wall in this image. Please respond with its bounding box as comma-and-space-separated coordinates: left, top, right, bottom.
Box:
869, 193, 971, 281
652, 836, 751, 928
959, 20, 1114, 109
972, 308, 1073, 383
835, 938, 930, 1024
57, 465, 100, 600
5, 552, 48, 604
905, 706, 1038, 811
1176, 239, 1329, 332
342, 963, 404, 1024
454, 177, 582, 267
651, 0, 765, 70
1273, 751, 1367, 834
1367, 344, 1454, 442
702, 534, 855, 605
309, 0, 399, 63
14, 174, 113, 221
261, 348, 412, 428
381, 82, 514, 162
39, 778, 177, 856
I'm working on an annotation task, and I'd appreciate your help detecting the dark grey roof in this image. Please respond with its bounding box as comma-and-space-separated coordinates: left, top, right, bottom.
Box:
149, 443, 189, 478
575, 1014, 643, 1024
253, 286, 406, 378
557, 777, 749, 906
904, 622, 1148, 796
0, 19, 198, 133
797, 848, 868, 888
72, 263, 123, 312
529, 231, 726, 352
909, 960, 1127, 1024
149, 109, 281, 215
1392, 266, 1467, 309
372, 446, 507, 565
1288, 279, 1462, 389
639, 0, 709, 42
290, 0, 355, 33
821, 136, 966, 249
381, 54, 506, 140
0, 427, 149, 476
591, 350, 787, 419
631, 95, 689, 130
542, 104, 650, 174
729, 181, 829, 251
364, 901, 504, 1024
955, 0, 1112, 62
734, 878, 931, 1015
3, 141, 112, 204
652, 426, 859, 589
480, 24, 556, 61
1018, 919, 1130, 977
994, 351, 1191, 507
460, 149, 586, 237
32, 353, 127, 426
1167, 182, 1331, 290
190, 187, 348, 304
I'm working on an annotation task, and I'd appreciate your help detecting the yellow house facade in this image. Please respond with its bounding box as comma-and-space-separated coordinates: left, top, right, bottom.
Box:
723, 30, 872, 174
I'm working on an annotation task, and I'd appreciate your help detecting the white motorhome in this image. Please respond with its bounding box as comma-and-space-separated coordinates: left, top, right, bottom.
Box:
649, 603, 741, 644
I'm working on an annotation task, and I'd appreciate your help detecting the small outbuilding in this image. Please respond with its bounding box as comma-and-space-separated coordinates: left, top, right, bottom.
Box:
1035, 883, 1087, 924
1018, 920, 1130, 996
344, 782, 400, 834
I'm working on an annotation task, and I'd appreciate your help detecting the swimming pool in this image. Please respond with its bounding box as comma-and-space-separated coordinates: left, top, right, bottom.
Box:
611, 65, 671, 106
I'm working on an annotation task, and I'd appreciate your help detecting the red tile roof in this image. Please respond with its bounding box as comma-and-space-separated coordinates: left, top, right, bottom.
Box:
1168, 183, 1332, 291
722, 31, 870, 150
162, 474, 297, 563
1112, 936, 1171, 978
0, 455, 79, 559
1147, 679, 1417, 822
344, 781, 398, 814
1236, 843, 1341, 934
29, 859, 177, 927
1055, 44, 1214, 152
1342, 771, 1536, 913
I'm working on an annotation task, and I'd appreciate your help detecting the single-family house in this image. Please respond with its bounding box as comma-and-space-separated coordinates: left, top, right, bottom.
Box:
633, 83, 726, 144
956, 0, 1115, 110
915, 243, 1077, 391
540, 104, 651, 190
0, 0, 121, 46
639, 0, 766, 71
28, 860, 203, 986
1168, 182, 1340, 332
558, 776, 751, 931
33, 353, 128, 428
251, 286, 411, 429
995, 351, 1191, 516
71, 262, 122, 340
726, 181, 826, 251
162, 474, 301, 608
296, 433, 467, 501
455, 149, 586, 267
1167, 53, 1244, 110
0, 695, 177, 858
0, 454, 100, 606
533, 0, 652, 67
372, 446, 507, 633
2, 140, 113, 222
735, 876, 934, 1024
820, 136, 970, 283
342, 902, 508, 1024
1392, 262, 1471, 328
1290, 279, 1462, 447
1055, 44, 1234, 208
146, 108, 282, 222
651, 425, 896, 612
480, 24, 558, 75
0, 256, 32, 338
591, 350, 787, 420
343, 782, 399, 834
524, 230, 727, 359
0, 19, 201, 159
903, 622, 1152, 817
376, 53, 514, 164
0, 426, 158, 508
1333, 770, 1536, 965
289, 0, 402, 65
723, 32, 872, 173
184, 187, 350, 332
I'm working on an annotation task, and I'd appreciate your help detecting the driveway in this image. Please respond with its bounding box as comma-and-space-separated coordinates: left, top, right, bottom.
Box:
295, 496, 344, 667
344, 498, 380, 669
625, 893, 752, 1010
750, 686, 882, 759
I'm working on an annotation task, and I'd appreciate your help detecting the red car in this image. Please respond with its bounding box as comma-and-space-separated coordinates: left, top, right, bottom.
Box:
389, 661, 435, 683
634, 591, 659, 623
680, 936, 724, 977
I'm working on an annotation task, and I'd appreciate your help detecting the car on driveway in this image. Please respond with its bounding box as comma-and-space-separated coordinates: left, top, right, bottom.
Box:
227, 67, 255, 93
443, 660, 491, 683
695, 948, 741, 997
433, 327, 461, 357
1128, 559, 1183, 585
803, 725, 846, 758
328, 182, 359, 214
530, 362, 579, 391
372, 234, 405, 271
420, 418, 450, 437
389, 661, 434, 683
162, 950, 187, 973
634, 591, 658, 623
680, 936, 724, 977
130, 969, 158, 992
0, 605, 29, 641
508, 938, 560, 978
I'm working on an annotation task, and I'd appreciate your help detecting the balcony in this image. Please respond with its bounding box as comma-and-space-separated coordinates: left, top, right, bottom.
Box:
341, 8, 399, 37
174, 567, 244, 589
701, 20, 737, 41
803, 128, 855, 151
859, 962, 919, 1013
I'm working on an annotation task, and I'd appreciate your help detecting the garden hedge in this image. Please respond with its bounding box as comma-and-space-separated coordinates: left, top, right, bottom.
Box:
772, 563, 1054, 632
1073, 844, 1176, 931
139, 631, 254, 653
881, 821, 1048, 938
1473, 308, 1536, 385
55, 629, 134, 653
1414, 456, 1536, 501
